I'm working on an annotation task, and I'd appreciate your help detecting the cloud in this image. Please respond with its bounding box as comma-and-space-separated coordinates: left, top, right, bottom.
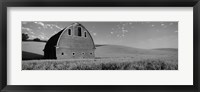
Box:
34, 22, 63, 30
30, 35, 36, 38
22, 27, 31, 31
45, 24, 51, 28
122, 29, 128, 33
120, 29, 128, 37
53, 24, 62, 30
29, 31, 35, 34
113, 26, 129, 39
34, 22, 45, 27
38, 33, 48, 40
22, 27, 35, 34
53, 31, 58, 34
93, 33, 97, 36
110, 32, 114, 34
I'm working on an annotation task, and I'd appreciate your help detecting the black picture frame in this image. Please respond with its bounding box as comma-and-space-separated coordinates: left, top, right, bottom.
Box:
0, 0, 199, 92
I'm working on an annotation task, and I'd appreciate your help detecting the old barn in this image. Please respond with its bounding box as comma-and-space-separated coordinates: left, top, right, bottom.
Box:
43, 22, 95, 59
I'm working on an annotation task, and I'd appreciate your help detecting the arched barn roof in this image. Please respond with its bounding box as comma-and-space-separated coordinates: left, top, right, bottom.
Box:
43, 28, 65, 52
43, 22, 95, 52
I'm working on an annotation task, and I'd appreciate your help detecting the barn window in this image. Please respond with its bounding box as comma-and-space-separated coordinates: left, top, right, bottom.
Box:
84, 31, 87, 37
77, 27, 82, 36
68, 29, 71, 35
61, 52, 64, 55
75, 26, 82, 37
82, 52, 85, 55
72, 52, 75, 56
90, 53, 92, 55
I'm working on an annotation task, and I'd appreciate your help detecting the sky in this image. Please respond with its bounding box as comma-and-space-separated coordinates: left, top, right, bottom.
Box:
22, 21, 178, 49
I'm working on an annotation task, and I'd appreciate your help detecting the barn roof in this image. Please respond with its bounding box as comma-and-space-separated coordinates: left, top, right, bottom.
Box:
43, 28, 65, 51
44, 22, 95, 52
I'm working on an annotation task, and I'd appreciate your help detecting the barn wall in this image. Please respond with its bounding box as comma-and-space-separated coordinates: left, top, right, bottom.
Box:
56, 47, 95, 59
57, 25, 95, 50
53, 23, 95, 59
44, 48, 56, 59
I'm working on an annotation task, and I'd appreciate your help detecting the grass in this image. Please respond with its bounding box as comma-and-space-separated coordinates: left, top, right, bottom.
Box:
22, 55, 178, 70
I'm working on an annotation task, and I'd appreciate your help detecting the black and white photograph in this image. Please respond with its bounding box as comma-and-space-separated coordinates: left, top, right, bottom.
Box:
22, 22, 178, 70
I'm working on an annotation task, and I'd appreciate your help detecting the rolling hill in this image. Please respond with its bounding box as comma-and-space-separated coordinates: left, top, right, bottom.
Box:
22, 41, 45, 60
95, 45, 177, 57
22, 41, 178, 60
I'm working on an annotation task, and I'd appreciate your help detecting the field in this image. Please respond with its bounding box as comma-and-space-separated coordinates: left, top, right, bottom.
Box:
22, 41, 178, 70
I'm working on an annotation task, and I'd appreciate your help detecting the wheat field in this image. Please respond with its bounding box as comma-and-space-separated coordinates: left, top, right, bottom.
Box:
22, 55, 178, 70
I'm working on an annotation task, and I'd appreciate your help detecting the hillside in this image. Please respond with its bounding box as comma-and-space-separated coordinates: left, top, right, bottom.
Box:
95, 45, 177, 57
22, 41, 178, 60
153, 48, 178, 52
22, 41, 45, 60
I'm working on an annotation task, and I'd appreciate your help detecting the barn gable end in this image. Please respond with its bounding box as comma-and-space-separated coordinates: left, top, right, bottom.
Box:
44, 22, 95, 59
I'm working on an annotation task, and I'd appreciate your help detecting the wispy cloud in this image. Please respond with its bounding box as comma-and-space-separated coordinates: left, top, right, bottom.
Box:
22, 27, 35, 34
38, 32, 48, 40
34, 22, 63, 30
22, 27, 31, 31
93, 33, 97, 36
34, 22, 45, 27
